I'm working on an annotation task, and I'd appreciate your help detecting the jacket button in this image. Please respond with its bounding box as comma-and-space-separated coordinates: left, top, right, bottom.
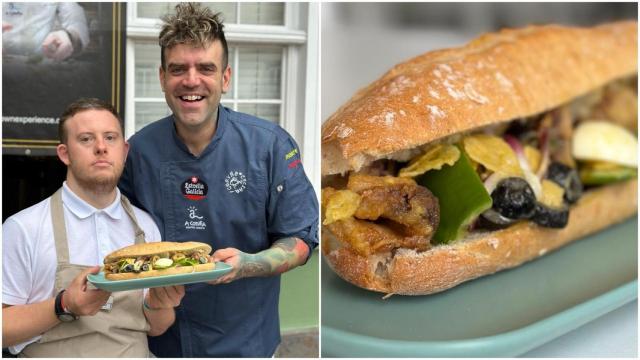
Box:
277, 185, 283, 192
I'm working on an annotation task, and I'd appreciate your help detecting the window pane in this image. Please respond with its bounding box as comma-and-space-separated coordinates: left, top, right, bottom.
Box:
238, 48, 281, 99
137, 3, 237, 24
136, 3, 175, 19
134, 42, 163, 98
237, 104, 280, 123
135, 102, 172, 131
239, 3, 284, 25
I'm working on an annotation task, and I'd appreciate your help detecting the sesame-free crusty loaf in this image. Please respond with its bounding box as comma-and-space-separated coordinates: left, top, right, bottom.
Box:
321, 22, 638, 295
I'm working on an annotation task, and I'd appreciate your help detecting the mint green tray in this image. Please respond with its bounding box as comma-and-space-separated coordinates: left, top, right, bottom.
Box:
321, 219, 637, 357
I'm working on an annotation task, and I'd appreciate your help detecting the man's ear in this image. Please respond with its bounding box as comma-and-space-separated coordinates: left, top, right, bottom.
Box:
222, 64, 231, 94
159, 65, 166, 92
57, 143, 70, 166
123, 140, 130, 161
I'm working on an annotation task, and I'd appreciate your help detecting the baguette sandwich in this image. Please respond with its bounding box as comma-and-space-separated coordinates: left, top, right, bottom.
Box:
321, 21, 638, 296
103, 241, 215, 280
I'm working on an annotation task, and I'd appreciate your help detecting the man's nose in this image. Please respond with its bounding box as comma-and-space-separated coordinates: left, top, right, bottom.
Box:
95, 138, 108, 154
182, 68, 200, 87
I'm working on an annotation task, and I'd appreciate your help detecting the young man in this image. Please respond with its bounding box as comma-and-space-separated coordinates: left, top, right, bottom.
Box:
118, 3, 319, 357
2, 98, 185, 357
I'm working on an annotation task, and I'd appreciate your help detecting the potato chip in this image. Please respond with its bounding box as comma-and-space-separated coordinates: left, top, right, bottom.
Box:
463, 134, 523, 177
398, 144, 460, 178
323, 189, 362, 225
539, 179, 565, 209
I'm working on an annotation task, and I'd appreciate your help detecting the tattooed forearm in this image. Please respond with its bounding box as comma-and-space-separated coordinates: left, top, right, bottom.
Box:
237, 237, 310, 278
236, 253, 271, 278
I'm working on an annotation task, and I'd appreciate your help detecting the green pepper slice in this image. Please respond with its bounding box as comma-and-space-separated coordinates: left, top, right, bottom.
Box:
580, 166, 637, 185
176, 258, 199, 267
416, 146, 493, 244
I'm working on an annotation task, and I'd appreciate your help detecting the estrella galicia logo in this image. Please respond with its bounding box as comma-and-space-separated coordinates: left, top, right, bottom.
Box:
181, 176, 208, 201
225, 171, 247, 194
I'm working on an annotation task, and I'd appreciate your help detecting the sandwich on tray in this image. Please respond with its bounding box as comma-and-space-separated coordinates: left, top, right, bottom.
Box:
103, 241, 215, 280
321, 21, 638, 295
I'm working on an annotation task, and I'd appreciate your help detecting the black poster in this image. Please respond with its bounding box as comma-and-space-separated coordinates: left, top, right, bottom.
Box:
2, 2, 126, 156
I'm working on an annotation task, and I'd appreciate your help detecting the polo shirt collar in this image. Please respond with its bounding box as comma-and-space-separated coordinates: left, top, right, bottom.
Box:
61, 182, 123, 220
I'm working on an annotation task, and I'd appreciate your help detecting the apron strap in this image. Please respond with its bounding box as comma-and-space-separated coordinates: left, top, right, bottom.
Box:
120, 195, 146, 244
50, 188, 70, 265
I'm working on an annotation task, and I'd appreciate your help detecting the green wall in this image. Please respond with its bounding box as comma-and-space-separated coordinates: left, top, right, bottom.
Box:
279, 249, 319, 331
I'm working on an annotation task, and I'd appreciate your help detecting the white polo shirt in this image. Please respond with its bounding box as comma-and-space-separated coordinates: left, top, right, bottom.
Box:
2, 182, 161, 353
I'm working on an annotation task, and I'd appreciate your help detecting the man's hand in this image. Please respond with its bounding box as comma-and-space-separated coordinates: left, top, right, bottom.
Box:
41, 30, 73, 61
63, 266, 111, 316
143, 286, 185, 336
208, 237, 310, 285
209, 248, 254, 284
145, 286, 185, 310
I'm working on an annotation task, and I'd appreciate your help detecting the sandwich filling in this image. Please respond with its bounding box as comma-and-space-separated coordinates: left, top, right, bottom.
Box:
322, 77, 638, 256
104, 249, 210, 275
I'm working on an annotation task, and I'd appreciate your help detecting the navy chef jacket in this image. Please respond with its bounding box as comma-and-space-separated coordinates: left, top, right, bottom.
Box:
118, 105, 319, 357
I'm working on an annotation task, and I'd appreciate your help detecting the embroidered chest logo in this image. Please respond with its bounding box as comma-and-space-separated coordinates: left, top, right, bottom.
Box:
181, 176, 208, 201
225, 171, 247, 194
285, 148, 301, 169
188, 206, 203, 219
184, 206, 206, 230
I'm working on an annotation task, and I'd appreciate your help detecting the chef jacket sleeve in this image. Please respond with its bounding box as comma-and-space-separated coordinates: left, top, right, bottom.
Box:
266, 133, 319, 258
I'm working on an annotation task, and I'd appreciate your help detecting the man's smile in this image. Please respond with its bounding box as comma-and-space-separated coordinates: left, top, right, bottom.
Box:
178, 94, 205, 103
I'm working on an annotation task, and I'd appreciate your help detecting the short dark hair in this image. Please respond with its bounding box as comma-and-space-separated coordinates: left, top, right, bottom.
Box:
159, 3, 228, 70
58, 98, 123, 144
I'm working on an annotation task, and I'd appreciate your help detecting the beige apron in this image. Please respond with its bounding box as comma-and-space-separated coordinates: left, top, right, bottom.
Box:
20, 188, 151, 357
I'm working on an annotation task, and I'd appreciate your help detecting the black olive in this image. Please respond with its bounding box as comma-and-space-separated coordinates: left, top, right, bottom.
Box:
531, 202, 569, 228
141, 263, 150, 272
123, 264, 134, 273
491, 177, 536, 219
546, 162, 583, 204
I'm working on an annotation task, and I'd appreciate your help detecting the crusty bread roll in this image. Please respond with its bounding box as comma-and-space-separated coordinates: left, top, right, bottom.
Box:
322, 21, 637, 176
104, 241, 214, 281
321, 21, 638, 295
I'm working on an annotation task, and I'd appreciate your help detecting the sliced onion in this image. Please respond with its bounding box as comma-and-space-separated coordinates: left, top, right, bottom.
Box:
481, 208, 516, 226
483, 171, 506, 195
504, 134, 542, 198
536, 127, 551, 179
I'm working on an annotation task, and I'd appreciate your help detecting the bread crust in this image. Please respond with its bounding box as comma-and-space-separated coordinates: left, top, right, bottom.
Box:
104, 241, 212, 264
323, 179, 637, 295
105, 262, 216, 281
321, 21, 638, 175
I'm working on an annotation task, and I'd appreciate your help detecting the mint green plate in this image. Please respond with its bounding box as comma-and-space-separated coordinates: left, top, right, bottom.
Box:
321, 219, 637, 357
87, 262, 232, 292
